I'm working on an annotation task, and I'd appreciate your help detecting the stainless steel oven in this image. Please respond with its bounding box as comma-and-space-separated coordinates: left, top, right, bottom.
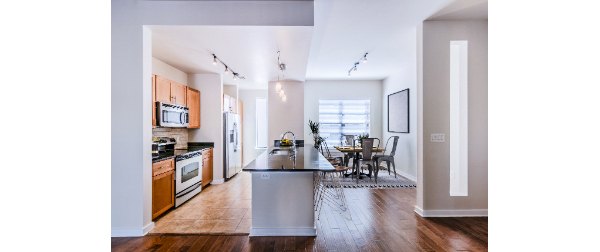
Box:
157, 102, 189, 128
175, 150, 202, 207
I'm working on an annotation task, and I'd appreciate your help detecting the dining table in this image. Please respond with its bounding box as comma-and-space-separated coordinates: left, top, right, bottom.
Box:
334, 146, 384, 182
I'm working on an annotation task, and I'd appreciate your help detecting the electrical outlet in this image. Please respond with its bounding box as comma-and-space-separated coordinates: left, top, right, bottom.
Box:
430, 133, 446, 142
260, 173, 270, 180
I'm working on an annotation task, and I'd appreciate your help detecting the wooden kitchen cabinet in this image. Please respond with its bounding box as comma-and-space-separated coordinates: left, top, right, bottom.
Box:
154, 75, 187, 106
155, 75, 172, 104
152, 158, 175, 219
202, 148, 213, 188
186, 87, 200, 128
170, 81, 187, 106
152, 75, 156, 127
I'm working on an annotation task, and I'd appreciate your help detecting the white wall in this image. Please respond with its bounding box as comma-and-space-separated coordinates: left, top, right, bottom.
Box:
304, 80, 383, 147
268, 80, 304, 145
239, 89, 268, 166
112, 0, 313, 236
418, 20, 488, 215
382, 66, 419, 181
152, 57, 188, 84
188, 74, 224, 183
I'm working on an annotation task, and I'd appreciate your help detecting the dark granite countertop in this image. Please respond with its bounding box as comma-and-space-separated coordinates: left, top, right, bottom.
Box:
242, 146, 335, 172
152, 142, 214, 163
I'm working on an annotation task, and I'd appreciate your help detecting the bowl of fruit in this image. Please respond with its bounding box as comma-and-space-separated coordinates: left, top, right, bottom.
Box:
280, 138, 293, 146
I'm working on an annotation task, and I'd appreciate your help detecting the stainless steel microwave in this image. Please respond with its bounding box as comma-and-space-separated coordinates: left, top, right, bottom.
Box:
157, 102, 189, 128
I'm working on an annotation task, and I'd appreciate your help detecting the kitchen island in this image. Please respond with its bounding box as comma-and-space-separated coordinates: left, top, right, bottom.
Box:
242, 146, 335, 236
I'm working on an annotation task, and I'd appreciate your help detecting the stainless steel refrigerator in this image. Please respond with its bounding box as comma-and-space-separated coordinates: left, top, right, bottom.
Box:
223, 112, 242, 179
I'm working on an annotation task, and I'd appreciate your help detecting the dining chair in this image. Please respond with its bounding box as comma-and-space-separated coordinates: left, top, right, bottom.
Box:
374, 136, 399, 180
341, 134, 356, 167
314, 167, 350, 220
355, 138, 380, 183
320, 140, 344, 166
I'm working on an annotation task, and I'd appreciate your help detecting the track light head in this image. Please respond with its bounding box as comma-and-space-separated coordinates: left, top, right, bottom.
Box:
212, 53, 244, 81
347, 52, 368, 75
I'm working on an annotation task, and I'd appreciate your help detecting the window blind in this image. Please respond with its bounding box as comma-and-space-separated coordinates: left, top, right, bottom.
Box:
318, 100, 370, 147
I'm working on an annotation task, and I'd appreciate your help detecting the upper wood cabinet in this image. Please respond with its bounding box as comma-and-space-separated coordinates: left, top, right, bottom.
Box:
152, 75, 156, 127
187, 87, 200, 128
170, 81, 187, 106
155, 75, 187, 106
155, 75, 172, 104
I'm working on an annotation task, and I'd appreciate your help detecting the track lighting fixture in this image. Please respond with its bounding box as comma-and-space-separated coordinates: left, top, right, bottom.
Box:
211, 53, 245, 80
347, 52, 369, 77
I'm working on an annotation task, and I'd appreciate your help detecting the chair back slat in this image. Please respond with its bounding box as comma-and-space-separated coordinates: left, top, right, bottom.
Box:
389, 136, 399, 156
343, 135, 355, 147
360, 138, 376, 160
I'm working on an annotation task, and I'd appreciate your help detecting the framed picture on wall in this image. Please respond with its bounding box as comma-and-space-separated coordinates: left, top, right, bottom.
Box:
388, 88, 409, 133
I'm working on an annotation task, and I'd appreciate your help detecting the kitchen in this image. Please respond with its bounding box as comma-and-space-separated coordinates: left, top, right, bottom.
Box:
149, 55, 245, 224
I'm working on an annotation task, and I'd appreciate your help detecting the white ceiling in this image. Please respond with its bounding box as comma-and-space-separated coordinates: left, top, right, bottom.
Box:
427, 0, 488, 20
151, 0, 459, 88
151, 26, 313, 89
305, 0, 450, 80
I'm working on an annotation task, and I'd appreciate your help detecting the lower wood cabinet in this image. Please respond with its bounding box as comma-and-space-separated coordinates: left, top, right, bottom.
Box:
152, 158, 174, 219
202, 148, 213, 188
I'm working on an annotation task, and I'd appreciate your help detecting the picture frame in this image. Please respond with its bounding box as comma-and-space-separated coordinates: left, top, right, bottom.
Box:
388, 88, 409, 133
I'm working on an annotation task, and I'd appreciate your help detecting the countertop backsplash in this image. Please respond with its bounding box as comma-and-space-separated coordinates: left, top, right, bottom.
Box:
152, 127, 188, 149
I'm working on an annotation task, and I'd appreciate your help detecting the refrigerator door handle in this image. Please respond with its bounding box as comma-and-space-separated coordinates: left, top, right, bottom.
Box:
233, 122, 238, 152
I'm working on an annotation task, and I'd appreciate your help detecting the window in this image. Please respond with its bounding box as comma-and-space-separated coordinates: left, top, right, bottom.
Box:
255, 98, 267, 148
318, 100, 370, 147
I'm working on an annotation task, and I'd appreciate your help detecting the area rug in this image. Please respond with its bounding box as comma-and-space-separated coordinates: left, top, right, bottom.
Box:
322, 169, 416, 189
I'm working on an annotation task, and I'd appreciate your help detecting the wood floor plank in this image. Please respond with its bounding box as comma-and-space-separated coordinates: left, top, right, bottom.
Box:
113, 173, 487, 251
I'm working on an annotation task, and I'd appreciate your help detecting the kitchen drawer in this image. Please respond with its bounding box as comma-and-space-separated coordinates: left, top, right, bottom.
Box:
153, 158, 174, 177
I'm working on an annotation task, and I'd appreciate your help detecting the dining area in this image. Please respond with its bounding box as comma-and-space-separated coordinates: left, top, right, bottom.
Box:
320, 134, 400, 184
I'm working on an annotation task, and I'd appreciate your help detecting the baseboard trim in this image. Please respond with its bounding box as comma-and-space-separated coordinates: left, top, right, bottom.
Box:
414, 206, 487, 217
414, 205, 424, 216
250, 227, 317, 237
211, 178, 225, 184
395, 169, 417, 182
111, 222, 155, 237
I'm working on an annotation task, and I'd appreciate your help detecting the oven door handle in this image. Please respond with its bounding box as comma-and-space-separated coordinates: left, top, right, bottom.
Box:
175, 182, 201, 198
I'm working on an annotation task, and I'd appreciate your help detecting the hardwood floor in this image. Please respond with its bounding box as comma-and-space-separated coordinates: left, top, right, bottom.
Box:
114, 171, 487, 251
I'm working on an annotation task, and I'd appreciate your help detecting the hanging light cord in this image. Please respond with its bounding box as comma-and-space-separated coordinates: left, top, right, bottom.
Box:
277, 50, 286, 80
